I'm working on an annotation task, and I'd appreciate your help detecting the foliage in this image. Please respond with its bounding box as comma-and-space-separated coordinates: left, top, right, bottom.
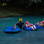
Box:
0, 0, 42, 7
0, 0, 44, 17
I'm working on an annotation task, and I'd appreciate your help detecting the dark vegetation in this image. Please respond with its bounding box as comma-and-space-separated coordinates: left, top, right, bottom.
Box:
0, 0, 44, 17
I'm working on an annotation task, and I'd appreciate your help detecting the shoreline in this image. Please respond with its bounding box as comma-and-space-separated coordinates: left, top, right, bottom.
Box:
0, 15, 44, 18
0, 7, 44, 17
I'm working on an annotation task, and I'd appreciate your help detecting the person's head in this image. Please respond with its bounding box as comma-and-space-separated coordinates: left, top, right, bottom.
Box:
26, 21, 29, 24
42, 20, 44, 24
37, 22, 39, 24
19, 18, 22, 22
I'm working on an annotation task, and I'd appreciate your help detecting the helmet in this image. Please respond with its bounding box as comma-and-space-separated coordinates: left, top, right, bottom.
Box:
26, 21, 29, 24
42, 20, 44, 24
19, 18, 22, 21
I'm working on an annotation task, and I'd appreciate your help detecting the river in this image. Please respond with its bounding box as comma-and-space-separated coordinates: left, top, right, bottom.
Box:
0, 16, 44, 44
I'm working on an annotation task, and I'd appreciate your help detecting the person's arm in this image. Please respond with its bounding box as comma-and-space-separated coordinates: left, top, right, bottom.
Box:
14, 24, 16, 29
30, 23, 33, 25
22, 22, 27, 27
39, 24, 43, 26
14, 22, 18, 29
24, 24, 28, 27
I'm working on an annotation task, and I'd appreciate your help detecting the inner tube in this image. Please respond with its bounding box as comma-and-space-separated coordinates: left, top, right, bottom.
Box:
4, 27, 21, 33
23, 27, 32, 31
23, 26, 38, 31
35, 25, 44, 29
23, 25, 44, 31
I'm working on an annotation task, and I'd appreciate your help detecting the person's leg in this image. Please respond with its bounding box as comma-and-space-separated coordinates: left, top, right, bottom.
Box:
30, 26, 38, 31
33, 25, 36, 29
30, 26, 35, 30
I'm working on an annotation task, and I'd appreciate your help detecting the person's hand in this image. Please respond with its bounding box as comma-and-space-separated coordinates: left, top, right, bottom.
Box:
14, 26, 16, 29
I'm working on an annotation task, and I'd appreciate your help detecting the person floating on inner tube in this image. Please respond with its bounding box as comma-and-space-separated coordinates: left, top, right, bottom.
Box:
25, 21, 36, 30
35, 20, 44, 27
14, 18, 25, 29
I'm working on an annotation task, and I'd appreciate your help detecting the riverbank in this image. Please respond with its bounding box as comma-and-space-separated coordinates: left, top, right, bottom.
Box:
0, 9, 23, 17
0, 7, 44, 17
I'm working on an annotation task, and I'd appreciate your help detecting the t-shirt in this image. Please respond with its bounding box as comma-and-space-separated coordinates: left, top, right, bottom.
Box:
16, 22, 24, 29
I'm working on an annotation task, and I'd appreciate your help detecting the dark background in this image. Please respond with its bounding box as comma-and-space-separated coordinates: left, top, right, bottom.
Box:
0, 0, 44, 17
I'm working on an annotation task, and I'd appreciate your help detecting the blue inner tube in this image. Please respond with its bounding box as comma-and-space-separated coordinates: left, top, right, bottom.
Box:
35, 25, 44, 29
23, 25, 44, 31
23, 26, 38, 31
23, 27, 32, 30
4, 27, 21, 33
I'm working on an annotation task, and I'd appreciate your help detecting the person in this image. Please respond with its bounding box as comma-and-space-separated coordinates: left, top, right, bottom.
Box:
14, 18, 25, 29
35, 20, 44, 27
25, 21, 36, 30
35, 22, 39, 25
